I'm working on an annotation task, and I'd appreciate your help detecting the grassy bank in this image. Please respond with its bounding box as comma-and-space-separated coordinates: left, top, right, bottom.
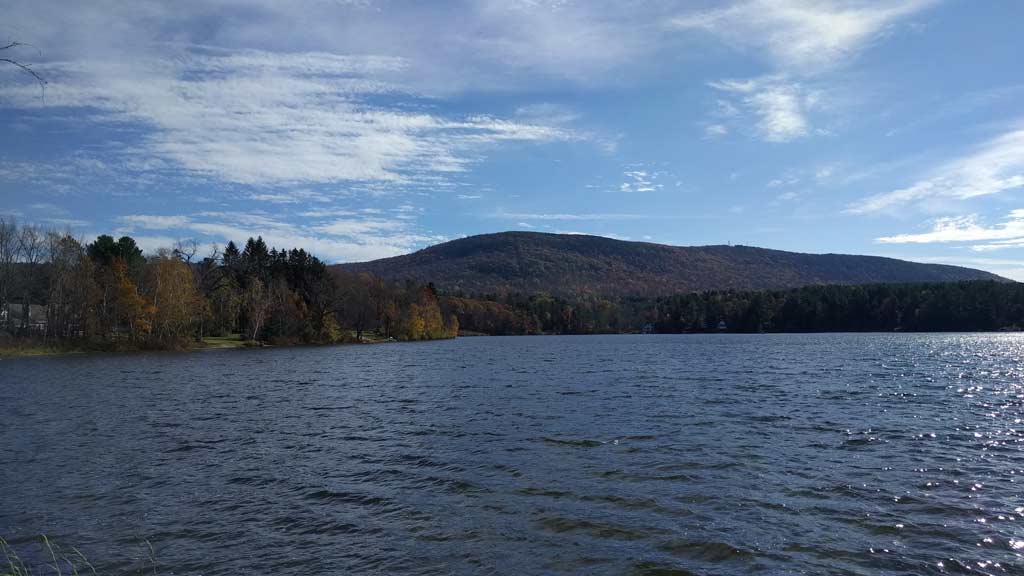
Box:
200, 333, 248, 349
0, 330, 455, 360
0, 342, 84, 359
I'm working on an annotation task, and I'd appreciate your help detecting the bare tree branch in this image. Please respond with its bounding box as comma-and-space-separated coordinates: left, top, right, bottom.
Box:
1, 41, 46, 100
173, 239, 200, 264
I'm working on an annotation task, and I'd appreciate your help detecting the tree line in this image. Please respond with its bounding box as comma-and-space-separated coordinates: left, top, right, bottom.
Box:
3, 215, 1021, 350
449, 281, 1024, 334
0, 217, 457, 350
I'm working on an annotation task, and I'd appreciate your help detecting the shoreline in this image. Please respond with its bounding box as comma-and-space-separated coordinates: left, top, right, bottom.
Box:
4, 329, 1023, 360
0, 333, 421, 360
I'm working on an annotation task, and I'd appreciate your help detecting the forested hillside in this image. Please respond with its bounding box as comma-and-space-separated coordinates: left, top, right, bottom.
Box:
342, 232, 1004, 296
449, 281, 1024, 335
2, 219, 1019, 353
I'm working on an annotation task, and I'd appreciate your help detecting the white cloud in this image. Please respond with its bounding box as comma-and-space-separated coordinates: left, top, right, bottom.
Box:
884, 255, 1024, 282
709, 77, 818, 142
115, 210, 445, 262
28, 202, 68, 215
6, 0, 680, 95
20, 204, 87, 228
715, 99, 741, 118
247, 190, 332, 204
1, 0, 935, 199
0, 155, 158, 194
130, 235, 184, 254
1, 48, 577, 189
849, 127, 1024, 214
876, 210, 1024, 250
687, 1, 934, 144
748, 87, 809, 141
466, 0, 667, 84
313, 217, 407, 237
118, 214, 191, 229
971, 243, 1024, 253
551, 230, 630, 241
815, 165, 836, 181
498, 211, 645, 221
619, 169, 664, 193
704, 123, 729, 138
514, 102, 581, 125
672, 0, 936, 72
41, 217, 91, 228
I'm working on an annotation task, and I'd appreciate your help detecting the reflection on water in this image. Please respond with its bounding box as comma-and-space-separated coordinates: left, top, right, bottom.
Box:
1, 333, 1022, 575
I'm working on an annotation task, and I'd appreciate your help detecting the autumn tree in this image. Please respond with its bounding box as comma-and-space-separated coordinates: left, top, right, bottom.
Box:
113, 259, 152, 341
264, 278, 304, 344
146, 254, 203, 345
403, 303, 426, 340
6, 227, 479, 349
443, 313, 459, 338
242, 277, 268, 341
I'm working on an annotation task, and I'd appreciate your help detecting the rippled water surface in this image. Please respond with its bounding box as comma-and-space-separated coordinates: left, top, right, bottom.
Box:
2, 334, 1024, 575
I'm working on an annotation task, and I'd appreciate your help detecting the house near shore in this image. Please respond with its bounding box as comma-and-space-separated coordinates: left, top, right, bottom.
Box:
1, 304, 48, 333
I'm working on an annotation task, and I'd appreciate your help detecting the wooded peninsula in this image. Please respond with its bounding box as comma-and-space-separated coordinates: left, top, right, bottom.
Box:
0, 220, 458, 354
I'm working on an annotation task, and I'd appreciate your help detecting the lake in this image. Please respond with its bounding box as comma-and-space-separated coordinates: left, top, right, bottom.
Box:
1, 334, 1022, 575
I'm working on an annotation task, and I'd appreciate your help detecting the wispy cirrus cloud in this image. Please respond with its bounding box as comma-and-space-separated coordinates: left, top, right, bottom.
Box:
849, 126, 1024, 214
882, 254, 1024, 282
514, 102, 581, 125
496, 211, 646, 221
115, 209, 446, 262
703, 123, 729, 139
246, 190, 333, 204
681, 1, 934, 143
5, 0, 678, 96
118, 214, 191, 230
554, 230, 632, 241
708, 77, 822, 142
671, 0, 936, 72
875, 210, 1024, 252
1, 49, 576, 189
619, 169, 664, 193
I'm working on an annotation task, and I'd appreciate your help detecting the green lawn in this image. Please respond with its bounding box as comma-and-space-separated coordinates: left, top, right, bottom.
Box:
201, 333, 246, 349
0, 344, 62, 358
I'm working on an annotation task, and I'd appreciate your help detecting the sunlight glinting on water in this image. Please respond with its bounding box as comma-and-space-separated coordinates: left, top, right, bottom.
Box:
2, 333, 1023, 575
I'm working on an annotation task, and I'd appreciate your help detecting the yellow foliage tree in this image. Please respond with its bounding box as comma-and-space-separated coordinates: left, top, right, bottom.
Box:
444, 313, 459, 338
146, 256, 202, 344
406, 303, 426, 340
113, 258, 152, 341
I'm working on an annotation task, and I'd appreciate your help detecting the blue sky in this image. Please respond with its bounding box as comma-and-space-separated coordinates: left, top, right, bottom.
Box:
2, 1, 1023, 279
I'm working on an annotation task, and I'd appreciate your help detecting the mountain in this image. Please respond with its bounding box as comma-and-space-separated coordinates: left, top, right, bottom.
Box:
338, 232, 1007, 297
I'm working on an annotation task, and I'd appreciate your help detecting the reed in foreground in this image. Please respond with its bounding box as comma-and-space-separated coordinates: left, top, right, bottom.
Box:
1, 537, 156, 576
